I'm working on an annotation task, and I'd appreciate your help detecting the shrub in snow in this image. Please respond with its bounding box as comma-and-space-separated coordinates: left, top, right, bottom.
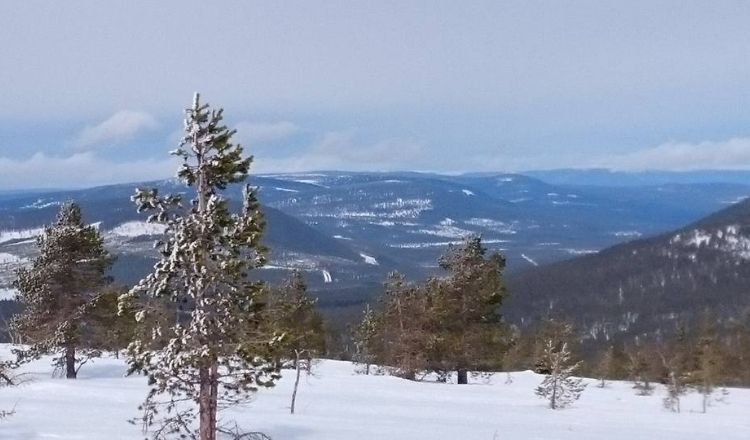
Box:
535, 340, 586, 409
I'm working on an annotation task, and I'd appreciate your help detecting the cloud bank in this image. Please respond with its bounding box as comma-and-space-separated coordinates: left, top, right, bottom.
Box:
0, 152, 174, 189
597, 137, 750, 171
234, 121, 299, 145
74, 111, 158, 150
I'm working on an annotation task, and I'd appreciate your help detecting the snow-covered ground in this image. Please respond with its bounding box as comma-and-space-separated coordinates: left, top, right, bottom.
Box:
0, 347, 748, 439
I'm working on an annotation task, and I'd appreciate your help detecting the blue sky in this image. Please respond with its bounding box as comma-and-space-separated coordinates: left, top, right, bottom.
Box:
2, 1, 750, 188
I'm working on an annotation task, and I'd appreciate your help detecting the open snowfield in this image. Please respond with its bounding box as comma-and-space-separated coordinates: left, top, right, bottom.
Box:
0, 346, 748, 439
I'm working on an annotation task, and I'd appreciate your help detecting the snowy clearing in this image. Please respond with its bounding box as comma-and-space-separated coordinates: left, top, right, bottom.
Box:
108, 221, 167, 238
1, 348, 748, 440
321, 269, 332, 283
359, 253, 378, 265
521, 253, 538, 266
0, 228, 44, 245
0, 288, 16, 301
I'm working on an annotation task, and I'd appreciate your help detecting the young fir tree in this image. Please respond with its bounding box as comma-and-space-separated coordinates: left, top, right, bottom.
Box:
428, 235, 507, 384
535, 340, 586, 409
594, 345, 615, 388
692, 323, 726, 413
373, 271, 430, 379
268, 270, 326, 365
267, 271, 326, 415
11, 202, 113, 379
119, 94, 280, 440
627, 347, 655, 396
352, 305, 378, 375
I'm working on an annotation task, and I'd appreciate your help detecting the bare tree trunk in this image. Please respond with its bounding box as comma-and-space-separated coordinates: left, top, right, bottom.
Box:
65, 345, 76, 379
457, 368, 468, 385
291, 350, 303, 414
551, 377, 558, 409
199, 364, 217, 440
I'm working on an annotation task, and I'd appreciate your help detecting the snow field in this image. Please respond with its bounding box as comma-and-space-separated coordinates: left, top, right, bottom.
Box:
0, 346, 748, 439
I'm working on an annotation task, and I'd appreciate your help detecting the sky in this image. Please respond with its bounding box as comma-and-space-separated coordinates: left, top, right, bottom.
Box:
2, 1, 750, 188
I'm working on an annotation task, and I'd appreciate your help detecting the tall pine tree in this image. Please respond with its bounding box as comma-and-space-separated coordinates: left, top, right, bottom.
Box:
12, 202, 113, 378
429, 235, 507, 384
119, 94, 280, 440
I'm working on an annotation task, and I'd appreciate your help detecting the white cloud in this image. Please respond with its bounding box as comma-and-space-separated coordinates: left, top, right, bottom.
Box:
252, 130, 425, 172
0, 152, 176, 189
598, 137, 750, 171
74, 111, 158, 150
234, 121, 299, 145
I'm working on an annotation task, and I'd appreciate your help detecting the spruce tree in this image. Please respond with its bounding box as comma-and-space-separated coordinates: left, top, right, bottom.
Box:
352, 305, 378, 375
535, 340, 586, 409
119, 94, 279, 440
268, 270, 326, 365
692, 321, 726, 413
429, 235, 507, 384
373, 271, 430, 379
594, 346, 615, 388
11, 202, 113, 378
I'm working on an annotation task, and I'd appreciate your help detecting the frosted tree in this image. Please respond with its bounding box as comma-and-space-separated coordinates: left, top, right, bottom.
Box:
535, 341, 586, 409
119, 94, 280, 440
11, 202, 113, 378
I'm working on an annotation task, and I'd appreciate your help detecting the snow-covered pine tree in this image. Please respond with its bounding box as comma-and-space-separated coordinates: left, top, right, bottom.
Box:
11, 202, 113, 379
119, 94, 280, 440
535, 340, 586, 409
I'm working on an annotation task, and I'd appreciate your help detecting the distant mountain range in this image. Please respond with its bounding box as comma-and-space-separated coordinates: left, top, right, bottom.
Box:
506, 196, 750, 344
1, 170, 750, 331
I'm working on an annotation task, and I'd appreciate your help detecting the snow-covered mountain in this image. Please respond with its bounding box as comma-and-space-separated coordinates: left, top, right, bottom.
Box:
506, 196, 750, 343
0, 171, 749, 319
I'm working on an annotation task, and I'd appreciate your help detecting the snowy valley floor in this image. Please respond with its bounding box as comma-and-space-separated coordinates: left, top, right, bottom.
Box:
0, 346, 748, 439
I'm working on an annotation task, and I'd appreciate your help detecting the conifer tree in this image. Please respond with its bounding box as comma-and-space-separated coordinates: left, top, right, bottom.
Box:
627, 347, 655, 396
594, 346, 615, 388
692, 321, 726, 413
266, 271, 326, 415
268, 270, 326, 365
352, 305, 378, 375
535, 340, 586, 409
428, 235, 507, 384
11, 202, 113, 379
374, 271, 430, 379
119, 94, 280, 440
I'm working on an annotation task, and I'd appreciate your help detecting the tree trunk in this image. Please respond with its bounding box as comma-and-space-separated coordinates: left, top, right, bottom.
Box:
291, 350, 302, 414
65, 345, 76, 379
198, 364, 217, 440
457, 368, 468, 385
551, 377, 558, 409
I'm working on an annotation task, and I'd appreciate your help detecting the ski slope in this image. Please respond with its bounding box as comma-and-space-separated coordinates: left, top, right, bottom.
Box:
0, 346, 748, 439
